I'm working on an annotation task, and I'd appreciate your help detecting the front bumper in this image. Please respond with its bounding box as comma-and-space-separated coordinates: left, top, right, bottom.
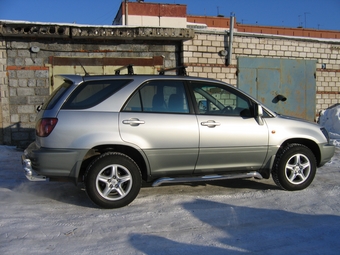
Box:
21, 154, 48, 181
319, 143, 336, 167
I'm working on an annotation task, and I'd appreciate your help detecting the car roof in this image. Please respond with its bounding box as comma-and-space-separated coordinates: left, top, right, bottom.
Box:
55, 74, 229, 85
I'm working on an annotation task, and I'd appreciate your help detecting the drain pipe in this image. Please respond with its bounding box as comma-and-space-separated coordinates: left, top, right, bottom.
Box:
227, 13, 235, 66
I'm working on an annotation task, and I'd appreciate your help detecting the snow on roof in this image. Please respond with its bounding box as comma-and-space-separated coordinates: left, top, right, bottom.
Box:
0, 19, 129, 28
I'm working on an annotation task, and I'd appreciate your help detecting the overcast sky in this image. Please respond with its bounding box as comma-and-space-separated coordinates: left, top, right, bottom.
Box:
1, 0, 339, 31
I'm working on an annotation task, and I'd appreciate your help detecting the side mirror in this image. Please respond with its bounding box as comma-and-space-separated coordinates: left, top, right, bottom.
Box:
257, 104, 263, 116
256, 104, 264, 125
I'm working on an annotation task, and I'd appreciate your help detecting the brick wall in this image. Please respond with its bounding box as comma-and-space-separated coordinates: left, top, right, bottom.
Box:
183, 30, 340, 115
183, 32, 238, 86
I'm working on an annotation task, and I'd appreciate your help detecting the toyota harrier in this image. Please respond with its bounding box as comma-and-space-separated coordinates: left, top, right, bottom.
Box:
22, 67, 335, 208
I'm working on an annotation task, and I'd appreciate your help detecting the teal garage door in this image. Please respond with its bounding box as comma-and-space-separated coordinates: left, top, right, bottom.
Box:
238, 57, 316, 121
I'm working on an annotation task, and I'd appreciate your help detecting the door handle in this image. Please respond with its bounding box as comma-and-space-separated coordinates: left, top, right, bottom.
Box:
123, 118, 145, 126
201, 120, 220, 128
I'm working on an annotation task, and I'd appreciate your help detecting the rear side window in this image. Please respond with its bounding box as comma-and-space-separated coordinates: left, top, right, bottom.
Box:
62, 80, 131, 109
42, 81, 72, 110
123, 80, 189, 113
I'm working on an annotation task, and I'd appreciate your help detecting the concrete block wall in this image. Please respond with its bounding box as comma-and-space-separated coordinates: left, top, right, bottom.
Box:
5, 41, 50, 147
183, 31, 340, 115
0, 40, 6, 144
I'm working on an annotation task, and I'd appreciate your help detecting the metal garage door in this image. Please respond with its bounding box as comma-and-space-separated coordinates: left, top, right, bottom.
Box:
238, 57, 316, 121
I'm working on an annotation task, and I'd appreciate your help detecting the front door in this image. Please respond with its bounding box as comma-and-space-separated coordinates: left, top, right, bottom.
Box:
190, 81, 269, 174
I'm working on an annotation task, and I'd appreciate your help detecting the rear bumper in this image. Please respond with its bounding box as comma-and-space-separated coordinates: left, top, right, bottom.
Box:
22, 142, 88, 182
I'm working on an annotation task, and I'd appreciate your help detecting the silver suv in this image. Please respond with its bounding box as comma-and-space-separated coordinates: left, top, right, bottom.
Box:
22, 68, 335, 208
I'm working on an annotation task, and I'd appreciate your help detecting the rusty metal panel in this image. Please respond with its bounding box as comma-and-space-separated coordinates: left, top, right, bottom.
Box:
238, 57, 316, 121
49, 56, 164, 66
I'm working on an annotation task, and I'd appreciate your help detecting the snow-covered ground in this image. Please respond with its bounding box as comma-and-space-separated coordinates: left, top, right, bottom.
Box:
1, 106, 340, 254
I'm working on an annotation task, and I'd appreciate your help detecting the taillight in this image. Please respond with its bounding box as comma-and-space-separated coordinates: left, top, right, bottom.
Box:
36, 118, 58, 137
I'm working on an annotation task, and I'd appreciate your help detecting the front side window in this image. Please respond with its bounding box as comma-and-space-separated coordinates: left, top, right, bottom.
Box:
62, 79, 131, 109
123, 80, 189, 113
191, 82, 254, 117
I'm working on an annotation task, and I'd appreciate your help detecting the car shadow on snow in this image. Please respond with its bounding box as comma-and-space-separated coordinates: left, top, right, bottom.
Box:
128, 199, 340, 254
203, 178, 279, 190
8, 178, 278, 209
9, 181, 96, 208
38, 182, 96, 208
11, 178, 278, 209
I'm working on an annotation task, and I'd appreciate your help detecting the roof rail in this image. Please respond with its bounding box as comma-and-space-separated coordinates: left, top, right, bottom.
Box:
115, 64, 134, 75
159, 66, 187, 76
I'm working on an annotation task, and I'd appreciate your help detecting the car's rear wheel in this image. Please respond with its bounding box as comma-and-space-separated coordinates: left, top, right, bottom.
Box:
272, 143, 316, 191
84, 152, 141, 209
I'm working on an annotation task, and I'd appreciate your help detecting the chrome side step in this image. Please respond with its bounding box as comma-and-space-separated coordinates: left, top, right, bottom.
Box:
152, 171, 263, 187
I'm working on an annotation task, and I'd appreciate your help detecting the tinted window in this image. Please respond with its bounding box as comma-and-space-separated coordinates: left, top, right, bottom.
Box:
42, 81, 73, 110
62, 80, 131, 109
123, 80, 189, 113
192, 82, 254, 117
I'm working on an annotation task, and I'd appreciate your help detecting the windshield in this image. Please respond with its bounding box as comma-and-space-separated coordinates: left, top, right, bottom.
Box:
41, 81, 73, 110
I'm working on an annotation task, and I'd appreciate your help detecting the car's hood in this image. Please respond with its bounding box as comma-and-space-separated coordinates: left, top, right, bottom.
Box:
276, 114, 319, 126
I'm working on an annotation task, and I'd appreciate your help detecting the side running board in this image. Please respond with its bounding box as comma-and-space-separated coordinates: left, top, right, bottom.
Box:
152, 171, 263, 187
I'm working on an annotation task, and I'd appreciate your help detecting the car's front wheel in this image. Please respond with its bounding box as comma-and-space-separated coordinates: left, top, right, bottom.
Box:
84, 152, 142, 209
272, 143, 317, 191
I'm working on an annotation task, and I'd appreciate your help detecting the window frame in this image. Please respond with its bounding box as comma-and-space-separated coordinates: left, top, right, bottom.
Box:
61, 79, 131, 110
188, 81, 255, 117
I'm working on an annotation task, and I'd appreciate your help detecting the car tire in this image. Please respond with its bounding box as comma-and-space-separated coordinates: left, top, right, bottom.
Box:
84, 152, 142, 209
272, 143, 317, 191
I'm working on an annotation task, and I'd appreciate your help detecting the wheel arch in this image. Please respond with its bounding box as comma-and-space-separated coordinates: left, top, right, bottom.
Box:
278, 138, 321, 165
78, 144, 149, 183
260, 138, 320, 181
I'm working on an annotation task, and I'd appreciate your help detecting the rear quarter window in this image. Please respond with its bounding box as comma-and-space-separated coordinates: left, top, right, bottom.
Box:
42, 81, 73, 110
62, 79, 131, 109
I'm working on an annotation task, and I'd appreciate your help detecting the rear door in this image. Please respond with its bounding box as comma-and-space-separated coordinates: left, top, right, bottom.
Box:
189, 81, 269, 174
119, 80, 199, 175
